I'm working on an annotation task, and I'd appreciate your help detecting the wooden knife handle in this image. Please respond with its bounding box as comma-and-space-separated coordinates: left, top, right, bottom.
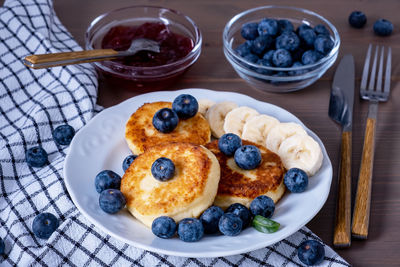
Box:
24, 49, 119, 69
352, 117, 376, 239
333, 131, 352, 247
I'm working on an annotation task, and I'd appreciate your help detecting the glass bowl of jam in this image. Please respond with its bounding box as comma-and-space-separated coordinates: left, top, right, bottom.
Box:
85, 6, 202, 91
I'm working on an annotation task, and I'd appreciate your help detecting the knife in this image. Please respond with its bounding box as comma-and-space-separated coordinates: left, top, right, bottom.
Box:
328, 54, 355, 248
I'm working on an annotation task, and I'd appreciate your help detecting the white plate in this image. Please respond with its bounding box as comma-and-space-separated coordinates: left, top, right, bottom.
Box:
64, 88, 332, 258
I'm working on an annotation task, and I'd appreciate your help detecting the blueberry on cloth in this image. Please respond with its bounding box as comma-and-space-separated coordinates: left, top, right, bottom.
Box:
94, 170, 121, 193
258, 19, 279, 36
122, 154, 138, 172
298, 240, 325, 266
99, 189, 126, 214
256, 59, 274, 75
234, 145, 262, 170
278, 19, 294, 33
272, 49, 292, 67
152, 108, 179, 133
301, 50, 321, 65
200, 206, 224, 234
177, 218, 204, 242
275, 32, 300, 52
226, 203, 252, 228
284, 168, 309, 193
218, 213, 243, 236
299, 29, 316, 47
314, 35, 334, 55
235, 42, 251, 57
313, 24, 330, 36
52, 124, 75, 145
0, 237, 5, 254
348, 11, 367, 28
172, 94, 198, 119
151, 157, 175, 181
249, 195, 275, 218
25, 146, 48, 168
152, 216, 177, 239
241, 22, 259, 40
32, 212, 59, 239
288, 61, 307, 76
262, 50, 275, 62
251, 35, 273, 55
218, 133, 242, 156
373, 19, 394, 36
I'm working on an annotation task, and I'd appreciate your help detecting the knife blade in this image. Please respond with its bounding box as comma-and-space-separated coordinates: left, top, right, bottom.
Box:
329, 54, 355, 248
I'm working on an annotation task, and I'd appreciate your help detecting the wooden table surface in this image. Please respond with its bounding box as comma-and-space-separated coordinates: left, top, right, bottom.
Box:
52, 0, 400, 266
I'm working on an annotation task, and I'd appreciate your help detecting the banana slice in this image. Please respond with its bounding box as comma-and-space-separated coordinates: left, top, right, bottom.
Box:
198, 99, 216, 117
223, 106, 259, 137
206, 101, 238, 138
278, 134, 323, 176
242, 114, 280, 145
265, 122, 307, 153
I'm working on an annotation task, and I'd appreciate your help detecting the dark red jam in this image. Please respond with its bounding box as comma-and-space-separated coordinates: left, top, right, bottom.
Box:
101, 22, 194, 67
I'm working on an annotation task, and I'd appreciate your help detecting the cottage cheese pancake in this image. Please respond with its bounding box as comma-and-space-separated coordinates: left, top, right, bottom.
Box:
205, 140, 285, 210
125, 102, 211, 155
120, 142, 220, 228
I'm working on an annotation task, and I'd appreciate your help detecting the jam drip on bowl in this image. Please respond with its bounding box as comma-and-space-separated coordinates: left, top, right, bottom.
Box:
101, 22, 194, 67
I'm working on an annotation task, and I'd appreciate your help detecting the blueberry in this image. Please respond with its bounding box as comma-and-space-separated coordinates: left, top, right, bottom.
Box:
301, 50, 321, 65
262, 50, 275, 62
151, 216, 177, 239
272, 49, 292, 67
275, 32, 300, 52
298, 240, 325, 266
243, 53, 259, 63
200, 206, 224, 234
99, 189, 126, 214
226, 203, 252, 228
296, 24, 312, 35
278, 19, 294, 33
288, 62, 307, 76
299, 29, 316, 47
251, 35, 273, 55
249, 195, 275, 218
172, 94, 199, 119
314, 35, 334, 55
373, 19, 393, 36
32, 212, 59, 239
52, 124, 75, 146
152, 108, 179, 133
270, 71, 289, 86
241, 22, 259, 40
256, 59, 274, 75
291, 47, 305, 62
25, 146, 48, 168
0, 237, 4, 254
349, 11, 367, 28
234, 145, 262, 170
177, 218, 204, 242
94, 170, 121, 193
313, 24, 330, 36
218, 213, 243, 236
235, 42, 251, 57
258, 19, 278, 36
151, 157, 175, 181
122, 154, 137, 172
218, 133, 242, 156
284, 168, 309, 193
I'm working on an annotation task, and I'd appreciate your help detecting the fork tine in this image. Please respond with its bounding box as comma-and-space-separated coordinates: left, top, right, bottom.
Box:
384, 47, 392, 94
360, 44, 372, 90
368, 46, 379, 91
376, 47, 385, 92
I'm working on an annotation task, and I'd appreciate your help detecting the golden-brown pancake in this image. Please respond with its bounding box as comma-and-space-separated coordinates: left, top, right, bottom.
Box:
205, 139, 285, 210
120, 142, 220, 228
125, 102, 211, 155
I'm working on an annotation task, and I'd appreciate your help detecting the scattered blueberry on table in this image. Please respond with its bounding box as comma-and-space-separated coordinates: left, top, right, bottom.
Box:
226, 203, 252, 228
373, 19, 393, 36
99, 189, 126, 214
172, 94, 199, 119
200, 206, 224, 234
218, 213, 243, 236
234, 145, 262, 170
177, 218, 204, 242
218, 133, 242, 156
249, 195, 275, 218
151, 157, 175, 181
25, 146, 49, 168
348, 11, 367, 28
122, 154, 138, 172
284, 168, 309, 193
32, 212, 59, 239
151, 216, 177, 239
152, 108, 179, 133
52, 124, 75, 146
94, 170, 121, 193
297, 239, 325, 266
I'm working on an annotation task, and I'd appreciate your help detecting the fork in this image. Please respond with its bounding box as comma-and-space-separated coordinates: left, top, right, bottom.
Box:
352, 44, 392, 239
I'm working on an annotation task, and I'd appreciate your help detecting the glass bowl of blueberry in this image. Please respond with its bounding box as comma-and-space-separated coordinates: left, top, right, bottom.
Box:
223, 6, 340, 93
85, 6, 202, 91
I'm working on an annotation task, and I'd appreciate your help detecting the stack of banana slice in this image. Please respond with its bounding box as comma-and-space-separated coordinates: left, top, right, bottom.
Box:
198, 99, 323, 176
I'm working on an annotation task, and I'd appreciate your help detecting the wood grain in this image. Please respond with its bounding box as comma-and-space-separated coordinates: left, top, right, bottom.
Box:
333, 131, 352, 247
352, 117, 376, 239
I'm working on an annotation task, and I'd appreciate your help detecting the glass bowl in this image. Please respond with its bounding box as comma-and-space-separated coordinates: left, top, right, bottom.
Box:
223, 6, 340, 93
85, 6, 202, 91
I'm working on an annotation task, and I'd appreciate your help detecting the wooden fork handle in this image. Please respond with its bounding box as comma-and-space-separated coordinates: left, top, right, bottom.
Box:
352, 102, 378, 239
24, 49, 119, 69
333, 131, 352, 247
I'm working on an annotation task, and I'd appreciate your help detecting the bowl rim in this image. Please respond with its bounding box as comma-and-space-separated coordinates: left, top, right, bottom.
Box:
85, 5, 202, 73
223, 5, 340, 73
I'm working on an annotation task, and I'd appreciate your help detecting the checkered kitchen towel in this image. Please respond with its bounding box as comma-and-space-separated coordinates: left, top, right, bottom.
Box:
0, 0, 350, 266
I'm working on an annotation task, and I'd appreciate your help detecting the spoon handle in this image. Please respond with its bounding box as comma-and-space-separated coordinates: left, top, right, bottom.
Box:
24, 49, 119, 69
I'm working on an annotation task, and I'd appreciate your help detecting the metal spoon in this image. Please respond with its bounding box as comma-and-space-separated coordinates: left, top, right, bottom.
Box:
23, 38, 160, 69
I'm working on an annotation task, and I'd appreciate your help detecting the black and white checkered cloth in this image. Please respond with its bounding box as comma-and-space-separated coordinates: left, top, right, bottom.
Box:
0, 0, 350, 266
